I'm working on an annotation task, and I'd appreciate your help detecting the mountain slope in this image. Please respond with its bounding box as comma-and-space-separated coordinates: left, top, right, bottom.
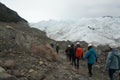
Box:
31, 17, 120, 46
0, 2, 27, 23
0, 2, 59, 80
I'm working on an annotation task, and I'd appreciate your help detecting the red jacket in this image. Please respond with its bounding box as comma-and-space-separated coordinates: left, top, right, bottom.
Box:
75, 47, 83, 57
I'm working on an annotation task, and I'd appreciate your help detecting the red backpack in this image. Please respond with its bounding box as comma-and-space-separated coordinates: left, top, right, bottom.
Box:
75, 47, 83, 57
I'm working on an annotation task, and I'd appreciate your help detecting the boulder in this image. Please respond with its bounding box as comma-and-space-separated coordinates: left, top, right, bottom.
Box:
0, 73, 18, 80
31, 43, 57, 61
4, 60, 15, 69
0, 67, 6, 73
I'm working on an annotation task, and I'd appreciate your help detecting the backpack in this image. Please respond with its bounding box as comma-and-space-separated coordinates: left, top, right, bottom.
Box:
75, 47, 83, 57
112, 49, 120, 70
65, 47, 71, 55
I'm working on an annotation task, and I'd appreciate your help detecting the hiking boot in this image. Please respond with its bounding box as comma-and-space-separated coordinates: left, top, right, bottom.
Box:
110, 78, 115, 80
89, 74, 92, 77
88, 72, 92, 77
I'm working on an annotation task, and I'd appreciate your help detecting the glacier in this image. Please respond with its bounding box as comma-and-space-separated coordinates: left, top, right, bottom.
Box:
30, 17, 120, 47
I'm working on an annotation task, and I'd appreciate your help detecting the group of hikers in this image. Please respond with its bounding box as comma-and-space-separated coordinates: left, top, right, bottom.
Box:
50, 42, 60, 54
65, 42, 120, 80
65, 42, 97, 77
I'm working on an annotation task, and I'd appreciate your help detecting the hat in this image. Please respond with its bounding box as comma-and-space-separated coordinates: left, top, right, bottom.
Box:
88, 44, 92, 47
76, 42, 80, 44
68, 45, 71, 47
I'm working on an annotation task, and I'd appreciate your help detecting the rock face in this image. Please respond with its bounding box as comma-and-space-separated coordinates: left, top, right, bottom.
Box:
0, 21, 53, 54
0, 2, 64, 80
0, 2, 27, 23
0, 2, 52, 53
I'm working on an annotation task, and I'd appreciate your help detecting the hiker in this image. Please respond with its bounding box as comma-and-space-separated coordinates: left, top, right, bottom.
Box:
55, 43, 60, 54
105, 47, 120, 80
74, 42, 83, 70
70, 44, 75, 65
83, 44, 98, 77
50, 42, 54, 48
65, 45, 71, 62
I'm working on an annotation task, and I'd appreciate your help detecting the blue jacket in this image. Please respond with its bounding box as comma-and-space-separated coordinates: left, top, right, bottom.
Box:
105, 49, 120, 70
83, 48, 98, 64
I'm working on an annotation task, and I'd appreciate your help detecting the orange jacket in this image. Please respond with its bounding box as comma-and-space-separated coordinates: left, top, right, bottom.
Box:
75, 47, 83, 57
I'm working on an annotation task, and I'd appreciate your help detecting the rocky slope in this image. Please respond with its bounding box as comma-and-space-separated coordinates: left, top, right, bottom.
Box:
0, 2, 27, 23
0, 2, 58, 80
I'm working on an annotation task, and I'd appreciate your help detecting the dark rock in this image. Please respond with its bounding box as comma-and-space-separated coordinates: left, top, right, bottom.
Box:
0, 2, 27, 23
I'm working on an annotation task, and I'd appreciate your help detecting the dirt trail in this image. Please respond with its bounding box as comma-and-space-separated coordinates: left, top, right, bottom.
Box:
55, 50, 108, 80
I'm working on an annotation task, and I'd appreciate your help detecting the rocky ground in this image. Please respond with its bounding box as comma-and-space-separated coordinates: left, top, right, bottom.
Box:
0, 47, 119, 80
